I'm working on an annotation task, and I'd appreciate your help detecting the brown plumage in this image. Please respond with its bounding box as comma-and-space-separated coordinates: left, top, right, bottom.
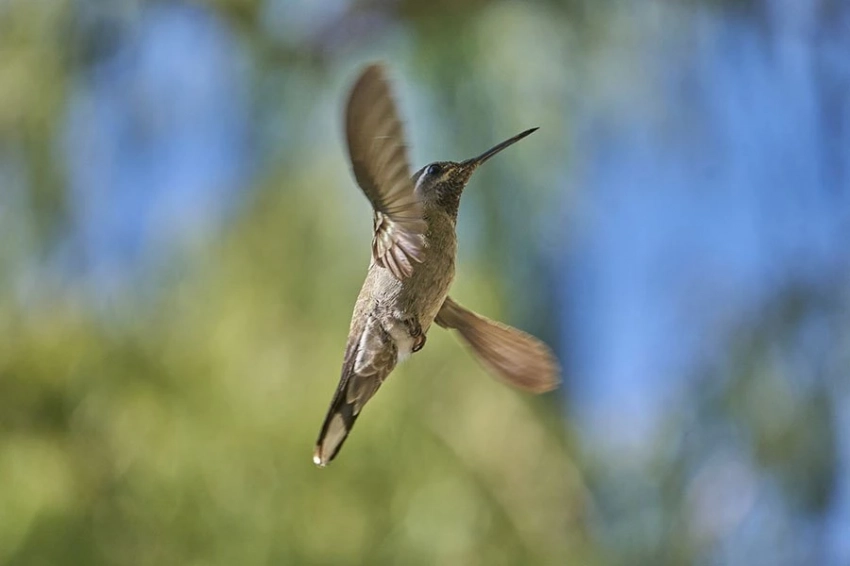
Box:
345, 65, 426, 280
313, 63, 560, 467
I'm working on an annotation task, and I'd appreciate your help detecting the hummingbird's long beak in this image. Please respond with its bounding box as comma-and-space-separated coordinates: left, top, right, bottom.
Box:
460, 127, 538, 170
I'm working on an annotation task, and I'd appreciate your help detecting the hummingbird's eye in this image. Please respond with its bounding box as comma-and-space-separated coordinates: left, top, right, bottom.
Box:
426, 164, 442, 176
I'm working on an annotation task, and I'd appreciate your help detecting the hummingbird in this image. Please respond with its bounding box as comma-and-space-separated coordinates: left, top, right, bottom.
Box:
313, 63, 560, 467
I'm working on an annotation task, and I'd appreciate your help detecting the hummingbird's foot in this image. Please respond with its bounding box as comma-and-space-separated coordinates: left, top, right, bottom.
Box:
405, 318, 426, 353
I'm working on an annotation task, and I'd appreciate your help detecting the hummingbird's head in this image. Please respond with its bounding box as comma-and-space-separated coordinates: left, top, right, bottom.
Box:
413, 127, 538, 219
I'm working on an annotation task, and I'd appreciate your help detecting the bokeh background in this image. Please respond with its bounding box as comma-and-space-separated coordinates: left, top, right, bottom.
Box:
1, 0, 848, 564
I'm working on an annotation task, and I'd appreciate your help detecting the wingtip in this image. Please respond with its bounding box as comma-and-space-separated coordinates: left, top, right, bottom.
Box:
358, 62, 388, 83
529, 359, 562, 394
528, 373, 562, 394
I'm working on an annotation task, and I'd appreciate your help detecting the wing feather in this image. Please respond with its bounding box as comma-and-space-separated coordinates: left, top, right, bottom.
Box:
435, 296, 561, 393
345, 64, 426, 280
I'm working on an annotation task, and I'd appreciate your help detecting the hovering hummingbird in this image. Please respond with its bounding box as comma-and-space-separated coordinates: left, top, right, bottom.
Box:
313, 64, 560, 466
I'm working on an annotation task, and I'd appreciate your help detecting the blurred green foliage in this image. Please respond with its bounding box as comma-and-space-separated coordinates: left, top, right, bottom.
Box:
0, 181, 590, 564
0, 2, 591, 561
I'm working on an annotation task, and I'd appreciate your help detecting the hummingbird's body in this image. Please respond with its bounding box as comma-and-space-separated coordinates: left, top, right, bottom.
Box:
351, 204, 456, 365
313, 64, 560, 466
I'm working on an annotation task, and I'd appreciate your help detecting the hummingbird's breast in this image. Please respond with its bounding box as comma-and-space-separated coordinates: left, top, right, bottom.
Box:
366, 209, 456, 324
402, 209, 457, 327
354, 208, 456, 365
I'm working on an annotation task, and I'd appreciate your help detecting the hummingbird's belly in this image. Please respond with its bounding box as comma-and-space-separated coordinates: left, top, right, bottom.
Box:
387, 322, 417, 363
412, 250, 454, 308
370, 257, 454, 364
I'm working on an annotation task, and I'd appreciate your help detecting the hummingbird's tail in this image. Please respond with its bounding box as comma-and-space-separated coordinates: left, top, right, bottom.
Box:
314, 319, 398, 466
313, 384, 359, 467
313, 348, 364, 467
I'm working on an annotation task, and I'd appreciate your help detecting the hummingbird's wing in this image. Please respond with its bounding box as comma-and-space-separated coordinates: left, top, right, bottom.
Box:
435, 296, 561, 393
345, 64, 426, 280
314, 316, 398, 466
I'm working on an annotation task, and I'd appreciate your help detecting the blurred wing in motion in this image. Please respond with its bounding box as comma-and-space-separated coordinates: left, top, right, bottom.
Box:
345, 64, 426, 280
435, 296, 561, 393
314, 316, 398, 466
